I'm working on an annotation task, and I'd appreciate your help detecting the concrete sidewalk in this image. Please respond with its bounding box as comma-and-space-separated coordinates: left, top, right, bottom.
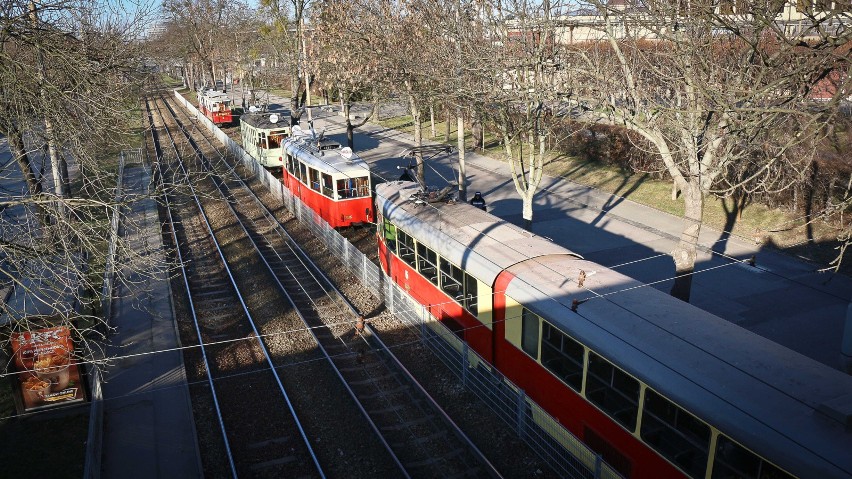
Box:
100, 162, 202, 478
228, 86, 852, 372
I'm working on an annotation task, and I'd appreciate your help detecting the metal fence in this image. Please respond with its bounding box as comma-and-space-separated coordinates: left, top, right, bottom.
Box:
174, 89, 621, 479
384, 280, 622, 479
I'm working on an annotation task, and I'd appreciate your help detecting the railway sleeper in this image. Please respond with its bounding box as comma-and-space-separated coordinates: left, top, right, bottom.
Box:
348, 374, 397, 386
193, 289, 233, 298
404, 449, 466, 469
247, 455, 299, 472
379, 415, 435, 432
247, 435, 293, 449
409, 429, 450, 444
357, 385, 411, 399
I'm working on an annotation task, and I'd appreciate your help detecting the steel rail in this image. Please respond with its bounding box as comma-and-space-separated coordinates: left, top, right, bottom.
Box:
173, 97, 503, 479
145, 97, 239, 478
155, 95, 326, 479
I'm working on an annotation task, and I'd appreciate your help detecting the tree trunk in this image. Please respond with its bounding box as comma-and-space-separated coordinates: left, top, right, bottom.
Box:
345, 101, 355, 149
472, 116, 483, 150
372, 97, 380, 122
457, 109, 467, 202
445, 109, 451, 141
60, 153, 71, 197
429, 104, 436, 138
9, 131, 48, 225
670, 183, 703, 302
290, 75, 301, 123
522, 195, 534, 231
406, 90, 424, 186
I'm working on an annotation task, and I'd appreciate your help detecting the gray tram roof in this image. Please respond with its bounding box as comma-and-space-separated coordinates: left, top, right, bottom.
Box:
240, 112, 292, 131
376, 180, 852, 479
283, 134, 371, 178
506, 258, 852, 478
376, 181, 579, 285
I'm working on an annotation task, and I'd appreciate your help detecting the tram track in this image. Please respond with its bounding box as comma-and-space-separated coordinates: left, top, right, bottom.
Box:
146, 95, 327, 478
160, 92, 502, 478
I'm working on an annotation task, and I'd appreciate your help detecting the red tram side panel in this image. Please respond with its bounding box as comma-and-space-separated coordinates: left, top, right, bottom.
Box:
281, 128, 372, 228
198, 89, 233, 126
374, 180, 852, 479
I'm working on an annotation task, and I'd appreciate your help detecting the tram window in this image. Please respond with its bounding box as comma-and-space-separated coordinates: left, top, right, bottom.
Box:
286, 155, 296, 175
641, 389, 710, 479
440, 258, 464, 299
416, 243, 439, 286
521, 308, 540, 358
712, 435, 794, 479
463, 272, 478, 316
309, 168, 321, 191
382, 220, 397, 253
586, 352, 639, 431
321, 173, 334, 198
396, 229, 417, 268
299, 162, 307, 184
541, 321, 584, 392
258, 132, 267, 149
352, 177, 370, 198
268, 132, 285, 149
337, 179, 351, 198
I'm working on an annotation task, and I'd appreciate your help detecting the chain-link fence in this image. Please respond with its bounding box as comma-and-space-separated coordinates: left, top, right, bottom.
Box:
385, 280, 622, 479
176, 89, 622, 479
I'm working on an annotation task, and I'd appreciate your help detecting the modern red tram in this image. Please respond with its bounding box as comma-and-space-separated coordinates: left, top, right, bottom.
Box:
198, 89, 233, 125
375, 180, 852, 479
281, 127, 373, 228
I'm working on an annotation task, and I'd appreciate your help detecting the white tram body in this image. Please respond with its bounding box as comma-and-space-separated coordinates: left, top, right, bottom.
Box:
240, 112, 291, 168
375, 180, 852, 479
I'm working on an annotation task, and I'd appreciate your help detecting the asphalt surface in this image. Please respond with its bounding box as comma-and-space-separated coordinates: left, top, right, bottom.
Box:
229, 85, 852, 372
99, 161, 202, 478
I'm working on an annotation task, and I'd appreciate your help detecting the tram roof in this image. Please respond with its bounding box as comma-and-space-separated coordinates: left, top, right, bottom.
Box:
375, 181, 579, 285
240, 112, 292, 131
505, 256, 852, 478
283, 136, 370, 177
201, 90, 230, 101
376, 180, 852, 478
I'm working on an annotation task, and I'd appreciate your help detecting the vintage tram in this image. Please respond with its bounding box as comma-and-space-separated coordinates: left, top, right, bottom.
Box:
198, 89, 233, 125
281, 127, 373, 228
375, 180, 852, 479
240, 112, 291, 168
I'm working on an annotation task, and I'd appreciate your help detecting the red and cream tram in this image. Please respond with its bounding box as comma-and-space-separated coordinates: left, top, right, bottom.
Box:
198, 89, 233, 125
281, 127, 373, 228
240, 112, 291, 168
375, 180, 852, 479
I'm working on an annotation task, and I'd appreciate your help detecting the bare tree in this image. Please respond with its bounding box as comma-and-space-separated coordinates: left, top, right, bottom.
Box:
0, 0, 158, 375
162, 0, 249, 88
311, 0, 385, 148
567, 0, 852, 301
258, 0, 311, 121
484, 0, 567, 230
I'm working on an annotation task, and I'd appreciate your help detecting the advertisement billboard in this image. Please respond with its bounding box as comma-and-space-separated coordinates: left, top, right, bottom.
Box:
9, 325, 87, 412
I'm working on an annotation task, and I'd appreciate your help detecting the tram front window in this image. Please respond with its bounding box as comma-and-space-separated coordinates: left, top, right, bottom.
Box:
336, 177, 370, 199
268, 133, 282, 149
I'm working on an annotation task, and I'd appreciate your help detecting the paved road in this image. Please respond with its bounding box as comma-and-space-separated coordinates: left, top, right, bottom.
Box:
226, 86, 852, 373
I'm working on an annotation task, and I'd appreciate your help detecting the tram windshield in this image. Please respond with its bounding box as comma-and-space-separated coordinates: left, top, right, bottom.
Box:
336, 177, 370, 199
267, 131, 287, 149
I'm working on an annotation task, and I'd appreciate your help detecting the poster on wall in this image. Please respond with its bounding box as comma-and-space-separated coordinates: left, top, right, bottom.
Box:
9, 325, 87, 412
